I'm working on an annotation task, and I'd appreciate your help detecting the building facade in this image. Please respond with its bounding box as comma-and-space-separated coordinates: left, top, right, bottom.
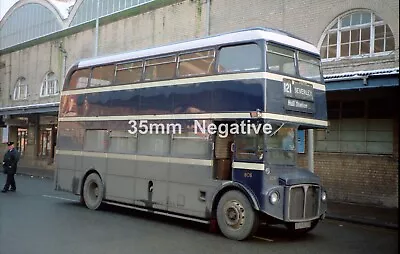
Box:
0, 0, 398, 207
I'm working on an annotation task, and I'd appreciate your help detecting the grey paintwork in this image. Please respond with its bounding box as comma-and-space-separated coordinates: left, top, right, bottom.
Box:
56, 153, 222, 218
56, 151, 327, 223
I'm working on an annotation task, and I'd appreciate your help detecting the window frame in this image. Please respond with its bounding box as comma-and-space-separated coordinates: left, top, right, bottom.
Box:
266, 42, 298, 78
215, 40, 265, 74
114, 59, 144, 85
143, 54, 178, 82
136, 132, 172, 157
13, 77, 28, 100
65, 68, 91, 90
315, 99, 394, 155
265, 122, 299, 167
265, 42, 323, 84
40, 72, 59, 97
170, 131, 212, 159
89, 64, 116, 88
83, 129, 109, 153
177, 48, 216, 78
297, 50, 324, 83
319, 11, 395, 61
108, 130, 138, 154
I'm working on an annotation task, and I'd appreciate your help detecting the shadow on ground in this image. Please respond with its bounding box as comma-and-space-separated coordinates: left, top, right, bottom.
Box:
56, 200, 321, 242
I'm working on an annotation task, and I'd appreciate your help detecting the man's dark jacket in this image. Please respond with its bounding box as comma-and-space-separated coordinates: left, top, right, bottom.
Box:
3, 149, 18, 174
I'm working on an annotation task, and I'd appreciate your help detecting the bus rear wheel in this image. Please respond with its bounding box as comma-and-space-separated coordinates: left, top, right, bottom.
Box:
82, 173, 104, 210
216, 190, 259, 241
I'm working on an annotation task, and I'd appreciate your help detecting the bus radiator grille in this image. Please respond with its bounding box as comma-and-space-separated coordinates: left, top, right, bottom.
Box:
288, 185, 320, 221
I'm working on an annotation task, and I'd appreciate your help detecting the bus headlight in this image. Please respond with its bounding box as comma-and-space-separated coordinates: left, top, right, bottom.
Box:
321, 191, 327, 202
269, 191, 280, 205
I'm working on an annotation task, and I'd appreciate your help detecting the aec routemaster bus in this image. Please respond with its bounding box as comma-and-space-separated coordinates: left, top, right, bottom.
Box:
54, 27, 328, 241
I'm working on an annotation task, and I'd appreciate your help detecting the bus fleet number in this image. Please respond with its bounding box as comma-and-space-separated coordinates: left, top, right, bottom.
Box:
244, 172, 253, 178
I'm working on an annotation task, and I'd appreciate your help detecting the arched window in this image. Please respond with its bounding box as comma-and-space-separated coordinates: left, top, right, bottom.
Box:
320, 11, 395, 60
70, 0, 154, 27
41, 72, 59, 97
13, 77, 28, 100
0, 3, 62, 50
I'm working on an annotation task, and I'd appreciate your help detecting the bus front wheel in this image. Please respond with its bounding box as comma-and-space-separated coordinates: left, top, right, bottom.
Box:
82, 173, 104, 210
216, 190, 259, 241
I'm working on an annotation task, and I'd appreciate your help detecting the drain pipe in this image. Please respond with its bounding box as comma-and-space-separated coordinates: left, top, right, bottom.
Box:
94, 0, 100, 56
205, 0, 210, 36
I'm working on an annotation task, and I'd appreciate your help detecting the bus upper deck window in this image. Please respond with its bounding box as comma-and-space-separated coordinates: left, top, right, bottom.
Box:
144, 55, 177, 81
217, 44, 262, 73
266, 44, 296, 76
68, 69, 91, 90
115, 61, 143, 85
90, 65, 115, 87
178, 50, 215, 77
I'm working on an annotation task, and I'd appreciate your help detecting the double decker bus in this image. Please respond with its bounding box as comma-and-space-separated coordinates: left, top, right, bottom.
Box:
55, 27, 328, 241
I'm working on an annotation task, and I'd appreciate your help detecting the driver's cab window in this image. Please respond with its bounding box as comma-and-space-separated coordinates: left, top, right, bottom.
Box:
235, 129, 264, 162
266, 123, 297, 165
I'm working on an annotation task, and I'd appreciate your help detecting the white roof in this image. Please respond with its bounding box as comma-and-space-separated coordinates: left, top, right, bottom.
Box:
47, 0, 76, 19
78, 28, 320, 68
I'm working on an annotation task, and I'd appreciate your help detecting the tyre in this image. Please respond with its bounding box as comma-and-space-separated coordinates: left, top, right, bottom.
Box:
285, 220, 319, 237
82, 173, 104, 210
216, 190, 259, 241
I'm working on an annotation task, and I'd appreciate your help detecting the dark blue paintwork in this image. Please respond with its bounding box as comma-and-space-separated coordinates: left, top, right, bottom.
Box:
69, 78, 327, 128
74, 79, 264, 116
232, 168, 264, 207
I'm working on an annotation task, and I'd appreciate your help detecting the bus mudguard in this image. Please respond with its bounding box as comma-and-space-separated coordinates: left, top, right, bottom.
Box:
210, 181, 261, 215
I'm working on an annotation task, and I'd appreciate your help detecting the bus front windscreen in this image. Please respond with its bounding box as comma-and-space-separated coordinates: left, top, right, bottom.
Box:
266, 123, 297, 166
266, 43, 323, 83
297, 52, 322, 82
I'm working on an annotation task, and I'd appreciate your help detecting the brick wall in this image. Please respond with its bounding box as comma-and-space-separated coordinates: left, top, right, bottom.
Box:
298, 116, 399, 208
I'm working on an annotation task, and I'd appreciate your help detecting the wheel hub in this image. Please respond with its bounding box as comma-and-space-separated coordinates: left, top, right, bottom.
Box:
223, 200, 245, 229
89, 182, 99, 200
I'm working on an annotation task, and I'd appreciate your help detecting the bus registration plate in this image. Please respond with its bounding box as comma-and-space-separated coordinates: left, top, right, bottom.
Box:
295, 221, 311, 229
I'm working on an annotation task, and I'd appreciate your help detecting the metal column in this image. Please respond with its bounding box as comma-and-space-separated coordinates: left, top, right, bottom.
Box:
308, 129, 314, 172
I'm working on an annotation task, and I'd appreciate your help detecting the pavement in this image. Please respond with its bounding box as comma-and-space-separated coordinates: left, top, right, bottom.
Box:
13, 166, 399, 230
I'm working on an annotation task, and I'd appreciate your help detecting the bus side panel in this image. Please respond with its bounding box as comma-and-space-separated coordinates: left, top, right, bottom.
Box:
168, 163, 217, 218
210, 79, 264, 112
81, 155, 107, 181
55, 153, 77, 193
232, 168, 264, 207
134, 160, 169, 210
105, 157, 136, 204
73, 154, 84, 195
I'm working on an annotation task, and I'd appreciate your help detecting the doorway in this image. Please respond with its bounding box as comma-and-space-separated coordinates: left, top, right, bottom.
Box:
17, 128, 28, 156
213, 121, 234, 180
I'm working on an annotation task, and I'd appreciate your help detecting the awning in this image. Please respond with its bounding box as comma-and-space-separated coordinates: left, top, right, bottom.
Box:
0, 102, 60, 116
324, 68, 399, 91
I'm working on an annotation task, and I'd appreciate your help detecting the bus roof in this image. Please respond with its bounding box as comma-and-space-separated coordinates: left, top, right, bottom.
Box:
77, 27, 319, 68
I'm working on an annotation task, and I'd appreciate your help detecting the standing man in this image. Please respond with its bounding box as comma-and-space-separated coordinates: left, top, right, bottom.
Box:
2, 141, 19, 193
